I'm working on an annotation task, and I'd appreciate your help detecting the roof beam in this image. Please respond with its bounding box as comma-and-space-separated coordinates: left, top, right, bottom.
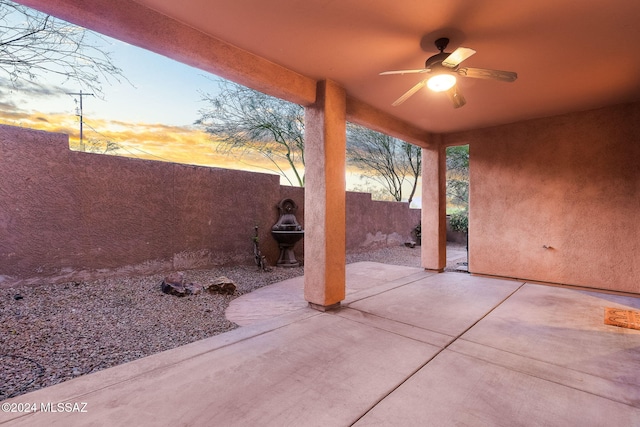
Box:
346, 96, 434, 148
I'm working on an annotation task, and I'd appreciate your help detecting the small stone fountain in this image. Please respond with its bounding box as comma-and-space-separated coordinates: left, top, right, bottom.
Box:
271, 198, 304, 268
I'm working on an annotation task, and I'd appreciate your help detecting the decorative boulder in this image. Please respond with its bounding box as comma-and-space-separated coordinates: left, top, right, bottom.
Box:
161, 273, 186, 296
160, 272, 203, 296
203, 276, 237, 295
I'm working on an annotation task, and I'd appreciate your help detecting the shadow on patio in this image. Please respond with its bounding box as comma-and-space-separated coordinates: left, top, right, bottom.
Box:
1, 264, 638, 426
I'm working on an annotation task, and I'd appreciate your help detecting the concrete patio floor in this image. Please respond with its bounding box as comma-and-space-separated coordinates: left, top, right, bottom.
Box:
1, 263, 639, 426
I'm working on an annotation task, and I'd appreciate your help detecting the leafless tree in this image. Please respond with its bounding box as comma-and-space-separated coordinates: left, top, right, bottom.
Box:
0, 1, 124, 97
197, 79, 422, 201
196, 79, 305, 187
346, 124, 421, 204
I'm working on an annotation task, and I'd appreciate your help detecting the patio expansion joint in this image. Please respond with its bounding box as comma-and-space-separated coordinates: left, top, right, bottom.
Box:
349, 279, 528, 425
331, 307, 456, 346
449, 338, 640, 409
343, 271, 434, 306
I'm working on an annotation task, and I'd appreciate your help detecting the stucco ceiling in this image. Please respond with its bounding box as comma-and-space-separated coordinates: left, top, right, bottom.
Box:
19, 0, 640, 134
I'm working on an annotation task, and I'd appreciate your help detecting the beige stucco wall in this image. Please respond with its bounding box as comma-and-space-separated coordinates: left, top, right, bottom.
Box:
451, 102, 639, 293
0, 125, 419, 286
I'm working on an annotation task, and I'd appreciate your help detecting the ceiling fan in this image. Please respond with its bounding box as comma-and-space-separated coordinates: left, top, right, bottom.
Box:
380, 37, 517, 108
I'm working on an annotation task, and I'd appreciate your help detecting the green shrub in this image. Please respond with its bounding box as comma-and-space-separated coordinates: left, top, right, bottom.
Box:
413, 222, 421, 241
449, 211, 468, 233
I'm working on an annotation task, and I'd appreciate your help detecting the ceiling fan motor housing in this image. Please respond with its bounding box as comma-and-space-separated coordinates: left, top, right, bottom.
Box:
427, 37, 456, 70
426, 52, 454, 70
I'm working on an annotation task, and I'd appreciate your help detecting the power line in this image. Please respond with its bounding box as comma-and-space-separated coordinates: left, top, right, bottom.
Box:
66, 90, 94, 151
82, 119, 173, 162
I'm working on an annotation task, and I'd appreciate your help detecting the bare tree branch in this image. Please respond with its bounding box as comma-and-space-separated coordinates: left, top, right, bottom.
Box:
0, 1, 126, 97
196, 78, 306, 186
346, 124, 421, 204
196, 78, 422, 200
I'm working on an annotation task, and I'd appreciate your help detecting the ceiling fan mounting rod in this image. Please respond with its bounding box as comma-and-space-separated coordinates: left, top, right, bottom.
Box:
434, 37, 449, 52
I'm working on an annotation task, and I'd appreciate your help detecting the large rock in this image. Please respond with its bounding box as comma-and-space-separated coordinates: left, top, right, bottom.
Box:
161, 273, 235, 296
203, 276, 237, 295
160, 272, 202, 297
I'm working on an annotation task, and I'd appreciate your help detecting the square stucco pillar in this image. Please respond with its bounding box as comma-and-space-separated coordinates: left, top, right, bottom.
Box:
421, 140, 447, 271
303, 80, 347, 310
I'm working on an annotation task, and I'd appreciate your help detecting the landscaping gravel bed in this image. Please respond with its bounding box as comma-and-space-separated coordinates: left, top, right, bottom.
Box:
0, 246, 425, 400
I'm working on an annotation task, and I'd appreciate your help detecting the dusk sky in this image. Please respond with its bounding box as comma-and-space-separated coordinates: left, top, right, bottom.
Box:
0, 5, 420, 203
0, 26, 229, 165
0, 22, 320, 186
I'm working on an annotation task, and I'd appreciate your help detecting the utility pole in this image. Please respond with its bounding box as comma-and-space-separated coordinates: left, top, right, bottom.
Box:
67, 90, 94, 151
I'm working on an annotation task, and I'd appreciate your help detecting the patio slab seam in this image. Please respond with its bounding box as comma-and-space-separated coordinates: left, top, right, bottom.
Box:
7, 268, 639, 425
225, 263, 434, 327
349, 278, 527, 424
330, 307, 455, 347
351, 279, 640, 425
468, 274, 640, 299
353, 347, 640, 426
342, 270, 436, 305
448, 338, 640, 409
2, 309, 444, 427
446, 281, 640, 410
336, 271, 525, 347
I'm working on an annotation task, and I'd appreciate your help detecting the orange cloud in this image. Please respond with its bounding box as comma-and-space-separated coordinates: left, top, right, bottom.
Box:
0, 109, 294, 177
0, 109, 406, 198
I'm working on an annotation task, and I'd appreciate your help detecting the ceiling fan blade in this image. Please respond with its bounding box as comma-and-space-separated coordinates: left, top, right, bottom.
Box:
447, 85, 466, 109
458, 67, 518, 82
380, 68, 430, 76
442, 47, 476, 68
392, 80, 427, 106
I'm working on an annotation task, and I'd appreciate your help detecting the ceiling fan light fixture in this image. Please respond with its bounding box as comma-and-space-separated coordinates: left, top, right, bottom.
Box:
381, 37, 517, 107
427, 73, 456, 92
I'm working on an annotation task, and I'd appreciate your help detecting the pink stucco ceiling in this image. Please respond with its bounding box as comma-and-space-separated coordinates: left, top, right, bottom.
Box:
17, 0, 640, 134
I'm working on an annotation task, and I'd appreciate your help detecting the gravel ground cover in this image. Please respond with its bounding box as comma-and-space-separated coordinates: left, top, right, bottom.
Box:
0, 245, 427, 400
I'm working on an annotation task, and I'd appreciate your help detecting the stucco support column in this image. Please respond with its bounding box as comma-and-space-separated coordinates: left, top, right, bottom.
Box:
303, 80, 347, 310
421, 138, 447, 271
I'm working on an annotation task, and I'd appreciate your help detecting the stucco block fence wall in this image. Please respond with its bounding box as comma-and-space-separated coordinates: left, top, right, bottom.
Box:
0, 125, 420, 286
